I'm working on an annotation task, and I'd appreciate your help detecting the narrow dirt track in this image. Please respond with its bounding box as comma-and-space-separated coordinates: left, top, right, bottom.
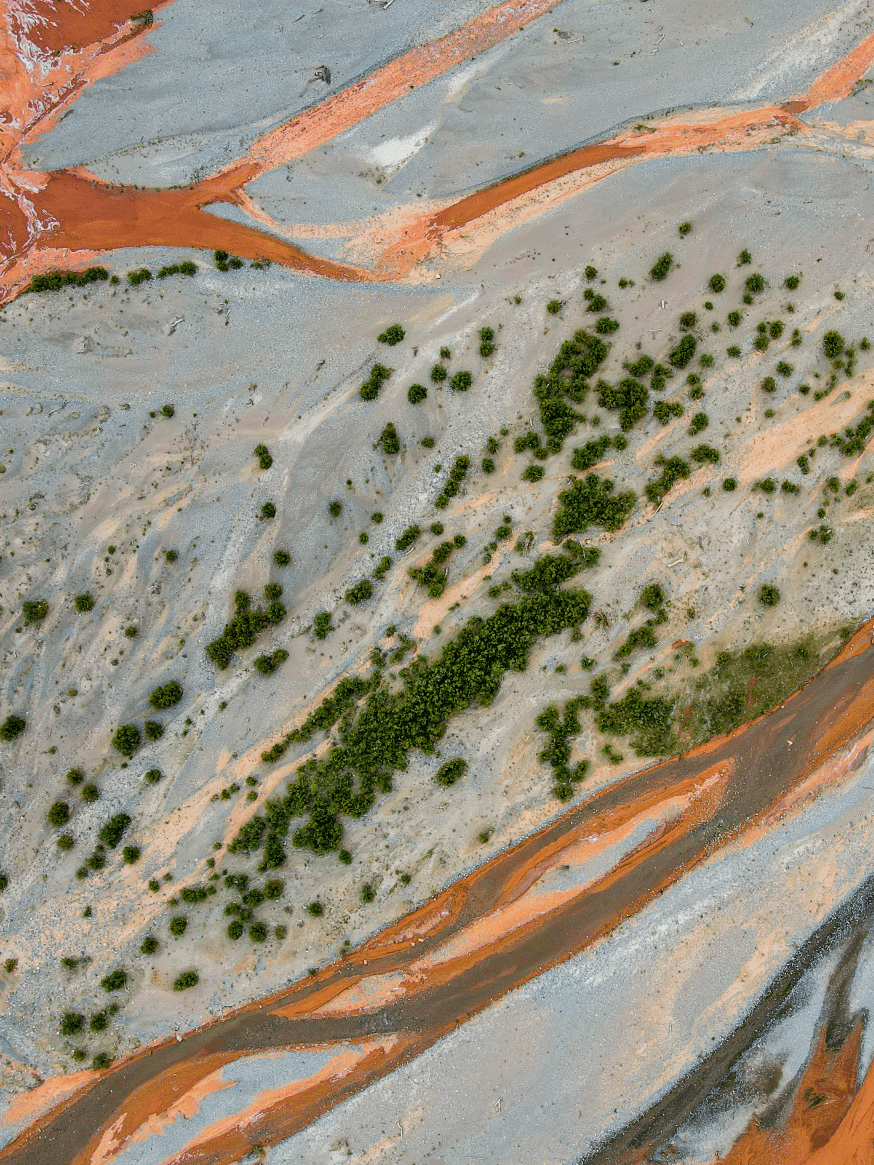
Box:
3, 619, 874, 1165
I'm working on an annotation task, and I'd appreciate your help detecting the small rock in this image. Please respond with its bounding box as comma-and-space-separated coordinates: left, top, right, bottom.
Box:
26, 403, 42, 415
72, 336, 92, 354
96, 406, 110, 422
119, 402, 130, 411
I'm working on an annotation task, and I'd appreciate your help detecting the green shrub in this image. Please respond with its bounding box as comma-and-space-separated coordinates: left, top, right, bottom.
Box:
440, 346, 452, 360
823, 331, 844, 359
124, 625, 138, 638
89, 1011, 108, 1032
0, 715, 25, 742
689, 412, 709, 435
206, 588, 286, 668
785, 274, 801, 289
708, 274, 726, 293
140, 936, 158, 954
377, 324, 405, 345
376, 422, 401, 454
227, 920, 244, 940
144, 768, 162, 785
273, 549, 291, 566
727, 311, 742, 328
66, 768, 85, 786
758, 584, 781, 606
585, 294, 608, 312
650, 253, 673, 281
160, 404, 175, 418
512, 555, 582, 593
122, 846, 140, 864
57, 834, 74, 850
81, 784, 99, 803
144, 721, 163, 741
584, 266, 598, 280
408, 383, 427, 404
254, 443, 273, 470
756, 477, 777, 494
679, 311, 697, 330
100, 968, 127, 992
571, 436, 612, 471
645, 456, 690, 504
45, 801, 69, 828
430, 364, 447, 382
28, 266, 109, 293
22, 599, 48, 624
678, 221, 692, 235
169, 916, 187, 937
313, 612, 334, 639
345, 579, 373, 605
254, 649, 289, 675
690, 444, 720, 464
111, 724, 141, 757
553, 474, 636, 538
360, 363, 392, 400
396, 524, 422, 552
597, 689, 675, 756
615, 624, 658, 658
668, 335, 697, 369
781, 480, 800, 494
73, 593, 95, 613
307, 901, 324, 917
361, 882, 376, 903
149, 680, 182, 710
435, 758, 467, 786
745, 273, 765, 294
482, 457, 495, 473
173, 971, 199, 990
374, 556, 393, 580
761, 376, 776, 393
259, 501, 276, 521
737, 249, 752, 266
727, 345, 741, 358
127, 267, 151, 285
597, 378, 648, 430
164, 549, 177, 562
546, 299, 562, 314
98, 814, 130, 848
522, 464, 545, 482
595, 317, 620, 334
60, 1012, 85, 1036
653, 400, 683, 425
450, 370, 472, 392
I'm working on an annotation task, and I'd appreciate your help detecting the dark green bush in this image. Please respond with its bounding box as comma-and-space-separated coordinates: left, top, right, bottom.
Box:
758, 584, 781, 606
595, 317, 620, 334
149, 681, 182, 710
377, 324, 405, 345
709, 274, 726, 293
206, 588, 286, 668
0, 715, 25, 742
273, 549, 291, 567
653, 400, 683, 425
144, 721, 164, 741
645, 456, 690, 504
100, 969, 127, 992
785, 274, 801, 289
254, 649, 289, 675
98, 814, 130, 848
737, 249, 752, 266
173, 971, 199, 990
164, 549, 177, 562
361, 882, 376, 903
313, 612, 334, 639
689, 412, 709, 435
254, 443, 273, 470
597, 689, 675, 756
307, 901, 324, 916
345, 579, 373, 605
57, 834, 74, 850
408, 383, 427, 404
522, 464, 545, 482
127, 268, 151, 286
360, 364, 392, 401
259, 502, 276, 521
140, 936, 159, 954
745, 273, 765, 294
512, 555, 581, 593
823, 331, 845, 359
615, 624, 658, 658
650, 253, 673, 281
668, 335, 697, 369
111, 724, 141, 757
430, 364, 447, 382
60, 1012, 85, 1036
376, 422, 401, 454
756, 477, 777, 494
144, 768, 162, 784
395, 524, 421, 552
22, 599, 48, 624
73, 593, 95, 613
679, 311, 697, 330
690, 444, 720, 464
169, 916, 187, 937
571, 436, 612, 471
546, 299, 563, 314
66, 768, 85, 786
81, 784, 99, 803
435, 758, 467, 786
450, 370, 472, 392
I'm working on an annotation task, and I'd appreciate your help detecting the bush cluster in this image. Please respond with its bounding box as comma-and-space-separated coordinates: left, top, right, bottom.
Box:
408, 383, 427, 404
345, 579, 373, 605
553, 474, 636, 539
376, 423, 400, 455
149, 680, 182, 710
234, 584, 591, 862
22, 599, 48, 624
668, 335, 697, 369
378, 324, 405, 345
254, 649, 289, 675
206, 585, 286, 669
254, 443, 273, 470
653, 400, 683, 425
29, 266, 109, 293
435, 456, 470, 509
650, 253, 674, 281
645, 455, 690, 504
536, 698, 590, 800
528, 328, 609, 454
597, 377, 649, 430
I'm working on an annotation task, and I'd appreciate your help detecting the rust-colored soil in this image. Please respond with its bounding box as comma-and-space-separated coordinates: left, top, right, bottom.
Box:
3, 620, 874, 1165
